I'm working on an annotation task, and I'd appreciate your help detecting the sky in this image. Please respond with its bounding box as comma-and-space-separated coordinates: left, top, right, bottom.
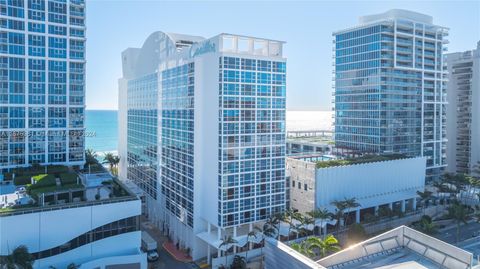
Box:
85, 0, 480, 110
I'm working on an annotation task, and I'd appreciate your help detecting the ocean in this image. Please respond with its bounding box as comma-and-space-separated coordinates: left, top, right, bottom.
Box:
85, 110, 333, 153
85, 110, 118, 153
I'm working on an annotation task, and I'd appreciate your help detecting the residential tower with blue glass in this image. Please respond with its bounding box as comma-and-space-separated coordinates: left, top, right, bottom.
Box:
333, 10, 448, 181
118, 32, 287, 264
0, 0, 86, 170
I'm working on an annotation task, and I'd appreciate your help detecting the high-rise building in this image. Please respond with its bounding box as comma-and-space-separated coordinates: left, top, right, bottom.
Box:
119, 32, 287, 262
0, 0, 86, 170
333, 9, 448, 181
446, 42, 480, 176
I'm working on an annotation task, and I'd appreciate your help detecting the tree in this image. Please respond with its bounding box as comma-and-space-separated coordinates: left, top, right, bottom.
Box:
0, 245, 34, 269
263, 214, 280, 239
378, 206, 394, 219
307, 208, 333, 238
347, 223, 367, 244
230, 255, 246, 269
85, 149, 98, 166
300, 216, 315, 238
305, 235, 341, 258
448, 201, 469, 243
413, 215, 437, 235
343, 197, 361, 225
102, 152, 115, 172
219, 236, 237, 268
331, 200, 347, 231
416, 190, 433, 214
112, 155, 120, 175
245, 229, 259, 262
290, 241, 314, 258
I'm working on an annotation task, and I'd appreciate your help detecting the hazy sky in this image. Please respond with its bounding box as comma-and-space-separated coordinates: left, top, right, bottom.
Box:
86, 0, 480, 110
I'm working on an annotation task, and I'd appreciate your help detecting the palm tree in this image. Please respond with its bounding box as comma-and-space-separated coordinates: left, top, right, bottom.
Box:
448, 201, 469, 243
416, 190, 433, 215
0, 245, 34, 269
305, 235, 341, 258
219, 236, 237, 267
102, 152, 115, 172
263, 215, 280, 239
301, 216, 314, 237
230, 255, 246, 269
290, 241, 314, 257
112, 155, 120, 176
414, 215, 437, 235
245, 229, 258, 262
331, 200, 347, 232
343, 197, 361, 225
85, 149, 98, 166
307, 208, 334, 238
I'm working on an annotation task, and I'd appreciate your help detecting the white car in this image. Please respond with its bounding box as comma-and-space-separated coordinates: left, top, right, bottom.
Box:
147, 250, 159, 262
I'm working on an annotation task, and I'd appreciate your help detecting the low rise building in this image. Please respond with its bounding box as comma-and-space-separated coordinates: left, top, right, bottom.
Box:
265, 225, 476, 269
0, 167, 146, 269
287, 155, 426, 223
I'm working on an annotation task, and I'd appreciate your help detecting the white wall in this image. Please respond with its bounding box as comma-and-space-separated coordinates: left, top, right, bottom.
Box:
315, 157, 426, 211
36, 232, 145, 269
193, 47, 221, 260
118, 78, 128, 181
0, 200, 142, 266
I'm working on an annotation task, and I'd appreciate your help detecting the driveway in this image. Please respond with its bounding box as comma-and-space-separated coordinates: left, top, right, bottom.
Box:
141, 220, 197, 269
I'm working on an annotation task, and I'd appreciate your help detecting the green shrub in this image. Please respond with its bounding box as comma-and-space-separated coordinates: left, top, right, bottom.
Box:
31, 174, 56, 188
60, 173, 78, 185
347, 223, 367, 244
14, 175, 32, 186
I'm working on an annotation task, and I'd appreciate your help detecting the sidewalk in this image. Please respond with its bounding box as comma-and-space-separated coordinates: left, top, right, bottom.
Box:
162, 241, 193, 263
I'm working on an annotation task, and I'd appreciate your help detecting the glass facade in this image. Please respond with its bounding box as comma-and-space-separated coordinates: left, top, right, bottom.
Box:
334, 19, 447, 181
127, 73, 158, 200
160, 63, 195, 227
218, 56, 286, 227
0, 0, 86, 169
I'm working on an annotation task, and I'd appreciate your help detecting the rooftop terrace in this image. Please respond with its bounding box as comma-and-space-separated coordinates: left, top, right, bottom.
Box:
314, 154, 407, 169
0, 165, 136, 216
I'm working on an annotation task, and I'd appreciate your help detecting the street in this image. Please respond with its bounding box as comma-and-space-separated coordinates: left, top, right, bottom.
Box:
435, 220, 480, 244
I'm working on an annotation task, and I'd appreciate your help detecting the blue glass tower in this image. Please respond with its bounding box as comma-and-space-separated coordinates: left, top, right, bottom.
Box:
0, 0, 86, 169
333, 10, 448, 181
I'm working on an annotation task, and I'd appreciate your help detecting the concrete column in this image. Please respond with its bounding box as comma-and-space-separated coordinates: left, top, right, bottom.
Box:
401, 200, 406, 213
233, 226, 237, 254
355, 209, 360, 223
388, 202, 393, 210
412, 198, 417, 211
249, 223, 253, 251
207, 245, 211, 264
374, 205, 379, 216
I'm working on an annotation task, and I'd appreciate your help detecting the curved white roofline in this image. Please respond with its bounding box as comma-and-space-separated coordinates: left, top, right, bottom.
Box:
121, 31, 205, 78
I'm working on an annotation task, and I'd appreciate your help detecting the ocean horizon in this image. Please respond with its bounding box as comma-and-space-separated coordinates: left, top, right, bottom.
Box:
85, 109, 333, 153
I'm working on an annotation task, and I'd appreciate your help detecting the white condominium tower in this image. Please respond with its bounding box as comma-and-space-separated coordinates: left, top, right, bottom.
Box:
446, 42, 480, 176
118, 32, 287, 262
0, 0, 86, 170
333, 9, 448, 181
